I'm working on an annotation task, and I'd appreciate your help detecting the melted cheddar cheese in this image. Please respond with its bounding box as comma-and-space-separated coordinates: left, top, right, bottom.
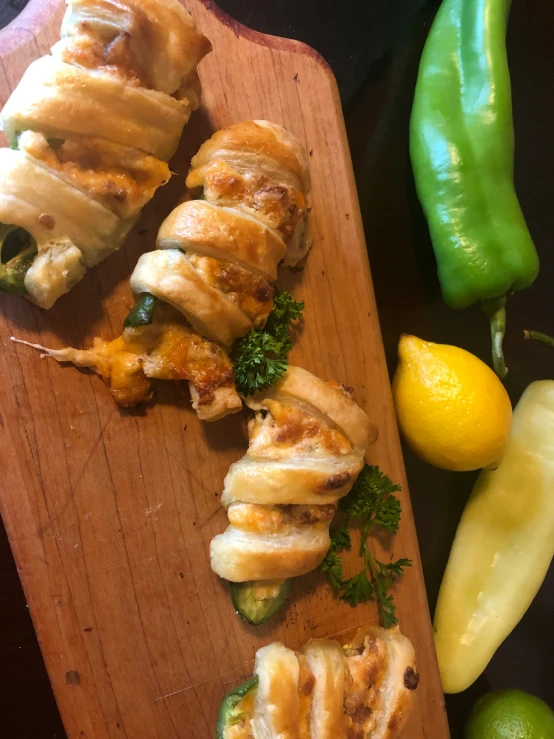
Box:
187, 253, 273, 326
56, 23, 145, 86
44, 322, 235, 409
343, 635, 389, 739
247, 400, 353, 461
227, 502, 284, 534
227, 502, 336, 535
97, 335, 153, 407
188, 159, 307, 243
226, 689, 255, 739
18, 131, 169, 219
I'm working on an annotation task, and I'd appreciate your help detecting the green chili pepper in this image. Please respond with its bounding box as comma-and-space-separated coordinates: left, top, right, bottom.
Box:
0, 225, 37, 295
123, 292, 158, 328
216, 676, 258, 739
230, 578, 293, 625
410, 0, 539, 378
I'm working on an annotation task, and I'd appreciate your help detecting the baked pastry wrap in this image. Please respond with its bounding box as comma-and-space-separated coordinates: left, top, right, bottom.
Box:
0, 0, 209, 307
211, 366, 378, 582
217, 625, 418, 739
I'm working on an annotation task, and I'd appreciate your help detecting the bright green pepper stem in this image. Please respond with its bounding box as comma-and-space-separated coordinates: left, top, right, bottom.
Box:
523, 330, 554, 348
482, 297, 507, 379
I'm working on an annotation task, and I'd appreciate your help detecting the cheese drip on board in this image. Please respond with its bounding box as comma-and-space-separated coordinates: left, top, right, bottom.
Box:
12, 304, 240, 421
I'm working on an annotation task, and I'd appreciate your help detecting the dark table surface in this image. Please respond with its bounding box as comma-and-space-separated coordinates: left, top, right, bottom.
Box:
1, 0, 553, 736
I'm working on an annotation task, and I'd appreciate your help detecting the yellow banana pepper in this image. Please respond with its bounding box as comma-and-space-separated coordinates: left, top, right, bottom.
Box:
434, 380, 554, 693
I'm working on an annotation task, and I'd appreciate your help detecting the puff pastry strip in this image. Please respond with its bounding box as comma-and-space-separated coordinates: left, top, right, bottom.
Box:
1, 57, 193, 161
0, 148, 132, 267
187, 120, 312, 263
56, 0, 210, 95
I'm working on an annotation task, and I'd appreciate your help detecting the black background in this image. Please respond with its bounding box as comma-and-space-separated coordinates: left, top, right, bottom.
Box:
1, 0, 553, 736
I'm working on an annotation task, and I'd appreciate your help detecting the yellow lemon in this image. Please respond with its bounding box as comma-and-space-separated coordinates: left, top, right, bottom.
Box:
392, 335, 512, 471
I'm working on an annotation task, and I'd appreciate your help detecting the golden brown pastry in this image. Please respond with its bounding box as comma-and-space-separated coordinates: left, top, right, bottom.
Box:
1, 57, 193, 160
186, 120, 312, 263
302, 639, 346, 738
341, 626, 418, 739
217, 625, 418, 739
14, 121, 311, 420
252, 643, 301, 738
130, 248, 255, 346
210, 366, 378, 582
0, 148, 135, 267
130, 120, 312, 347
16, 131, 170, 221
0, 0, 210, 308
55, 0, 211, 95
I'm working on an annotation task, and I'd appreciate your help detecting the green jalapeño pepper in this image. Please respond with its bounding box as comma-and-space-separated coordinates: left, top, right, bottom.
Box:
410, 0, 539, 377
123, 292, 158, 328
0, 225, 37, 295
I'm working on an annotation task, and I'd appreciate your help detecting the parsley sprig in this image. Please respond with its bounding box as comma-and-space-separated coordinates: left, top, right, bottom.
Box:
233, 290, 304, 395
319, 465, 412, 628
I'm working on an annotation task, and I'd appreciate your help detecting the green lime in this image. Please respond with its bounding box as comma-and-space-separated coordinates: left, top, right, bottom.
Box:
465, 689, 554, 739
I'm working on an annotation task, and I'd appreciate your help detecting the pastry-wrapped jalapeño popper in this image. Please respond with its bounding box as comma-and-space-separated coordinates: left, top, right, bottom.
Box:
211, 366, 378, 624
217, 624, 418, 739
0, 0, 210, 308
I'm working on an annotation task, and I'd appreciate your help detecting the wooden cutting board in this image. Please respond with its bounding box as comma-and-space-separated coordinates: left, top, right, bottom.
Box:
0, 1, 449, 737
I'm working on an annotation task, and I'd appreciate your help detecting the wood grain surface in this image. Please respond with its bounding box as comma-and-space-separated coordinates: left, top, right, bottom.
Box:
0, 1, 449, 736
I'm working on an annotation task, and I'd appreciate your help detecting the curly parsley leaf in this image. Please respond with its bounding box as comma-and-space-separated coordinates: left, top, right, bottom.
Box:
340, 569, 374, 605
369, 556, 412, 628
328, 525, 352, 554
375, 591, 397, 630
340, 464, 402, 533
319, 465, 411, 628
319, 551, 344, 592
264, 290, 304, 350
233, 291, 304, 396
319, 526, 351, 591
372, 494, 403, 534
